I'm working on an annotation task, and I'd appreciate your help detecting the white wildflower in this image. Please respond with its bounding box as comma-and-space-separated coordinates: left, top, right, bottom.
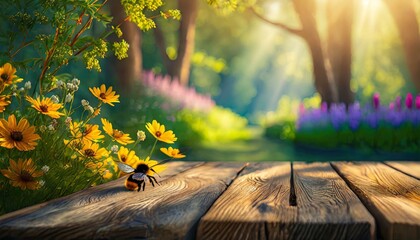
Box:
41, 165, 50, 173
24, 81, 31, 89
110, 145, 119, 154
65, 93, 73, 103
51, 95, 60, 103
137, 130, 146, 141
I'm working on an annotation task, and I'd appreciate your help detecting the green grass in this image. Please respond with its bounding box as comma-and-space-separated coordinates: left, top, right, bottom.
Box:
184, 127, 419, 162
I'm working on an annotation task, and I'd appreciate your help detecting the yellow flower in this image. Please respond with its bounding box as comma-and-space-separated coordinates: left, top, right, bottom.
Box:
89, 84, 120, 106
93, 108, 101, 117
63, 139, 84, 151
0, 115, 40, 151
26, 96, 65, 119
70, 122, 104, 143
101, 118, 134, 145
78, 141, 109, 160
86, 157, 116, 180
1, 159, 44, 190
131, 157, 166, 176
0, 63, 18, 87
160, 147, 186, 159
0, 95, 11, 112
145, 120, 177, 144
117, 146, 139, 168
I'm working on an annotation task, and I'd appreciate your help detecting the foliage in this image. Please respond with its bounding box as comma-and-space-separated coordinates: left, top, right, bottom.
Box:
174, 106, 251, 147
0, 64, 185, 214
114, 72, 251, 150
0, 0, 183, 214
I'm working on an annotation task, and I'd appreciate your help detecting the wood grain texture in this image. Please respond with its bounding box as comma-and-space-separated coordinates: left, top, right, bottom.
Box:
197, 162, 375, 240
385, 161, 420, 180
293, 162, 375, 240
332, 162, 420, 240
0, 161, 230, 239
197, 162, 292, 240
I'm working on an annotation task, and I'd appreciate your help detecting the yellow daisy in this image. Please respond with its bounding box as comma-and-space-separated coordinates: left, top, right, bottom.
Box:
145, 120, 177, 144
70, 122, 104, 143
89, 84, 120, 106
86, 157, 116, 180
0, 95, 11, 112
117, 146, 139, 168
78, 141, 109, 160
101, 118, 134, 145
1, 158, 44, 190
160, 147, 186, 159
26, 96, 65, 119
0, 115, 40, 151
0, 63, 18, 87
63, 139, 84, 151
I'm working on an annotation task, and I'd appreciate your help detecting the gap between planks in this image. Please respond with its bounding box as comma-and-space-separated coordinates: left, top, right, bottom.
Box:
197, 162, 375, 240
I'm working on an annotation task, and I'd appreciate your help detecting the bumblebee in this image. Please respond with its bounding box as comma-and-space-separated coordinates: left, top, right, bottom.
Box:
118, 162, 160, 191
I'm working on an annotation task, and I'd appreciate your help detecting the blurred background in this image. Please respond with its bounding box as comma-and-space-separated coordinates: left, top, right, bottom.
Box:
10, 0, 420, 161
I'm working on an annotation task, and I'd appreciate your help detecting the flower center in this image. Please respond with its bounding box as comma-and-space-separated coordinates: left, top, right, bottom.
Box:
99, 93, 106, 99
84, 149, 95, 157
11, 131, 23, 141
155, 131, 162, 137
121, 156, 127, 162
40, 104, 48, 112
1, 73, 9, 81
20, 170, 34, 182
113, 130, 124, 138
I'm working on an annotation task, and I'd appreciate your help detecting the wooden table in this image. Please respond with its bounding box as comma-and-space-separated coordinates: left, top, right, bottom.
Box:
0, 161, 419, 240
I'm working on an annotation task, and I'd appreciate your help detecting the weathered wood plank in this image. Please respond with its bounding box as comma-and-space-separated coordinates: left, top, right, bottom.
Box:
197, 162, 292, 240
198, 162, 374, 240
0, 161, 248, 240
0, 161, 203, 222
292, 162, 375, 240
332, 162, 420, 240
385, 161, 420, 180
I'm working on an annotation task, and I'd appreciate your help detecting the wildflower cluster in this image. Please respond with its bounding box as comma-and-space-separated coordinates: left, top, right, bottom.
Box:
121, 0, 181, 31
0, 0, 180, 92
0, 63, 185, 214
142, 71, 215, 111
295, 93, 420, 150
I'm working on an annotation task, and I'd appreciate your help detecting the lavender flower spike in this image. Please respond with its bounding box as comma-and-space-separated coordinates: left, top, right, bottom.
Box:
405, 93, 413, 109
373, 93, 380, 110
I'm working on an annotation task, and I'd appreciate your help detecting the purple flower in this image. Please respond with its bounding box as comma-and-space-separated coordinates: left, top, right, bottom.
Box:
348, 103, 361, 131
405, 93, 413, 109
389, 102, 395, 111
385, 110, 404, 127
321, 102, 328, 113
416, 95, 420, 110
330, 103, 347, 130
141, 71, 215, 111
365, 112, 379, 129
395, 96, 402, 111
373, 93, 380, 110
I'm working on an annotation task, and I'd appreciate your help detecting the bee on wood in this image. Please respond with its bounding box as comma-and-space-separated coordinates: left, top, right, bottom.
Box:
117, 162, 162, 191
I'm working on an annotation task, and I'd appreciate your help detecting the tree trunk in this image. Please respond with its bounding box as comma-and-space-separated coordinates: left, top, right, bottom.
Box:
154, 0, 198, 85
293, 0, 338, 104
383, 0, 420, 91
109, 0, 142, 93
327, 0, 354, 105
